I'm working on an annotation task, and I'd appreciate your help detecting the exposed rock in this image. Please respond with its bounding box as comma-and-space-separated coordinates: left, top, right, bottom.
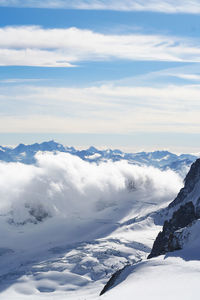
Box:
169, 159, 200, 208
100, 264, 130, 296
148, 201, 197, 258
148, 158, 200, 259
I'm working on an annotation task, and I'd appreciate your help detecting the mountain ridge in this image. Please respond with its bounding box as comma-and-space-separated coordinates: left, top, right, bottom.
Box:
0, 140, 197, 176
98, 158, 200, 297
148, 158, 200, 258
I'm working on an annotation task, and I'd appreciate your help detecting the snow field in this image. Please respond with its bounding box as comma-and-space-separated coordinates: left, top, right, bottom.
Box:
0, 152, 183, 299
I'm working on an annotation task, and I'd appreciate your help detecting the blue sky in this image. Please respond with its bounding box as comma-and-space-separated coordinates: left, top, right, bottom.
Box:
1, 1, 200, 152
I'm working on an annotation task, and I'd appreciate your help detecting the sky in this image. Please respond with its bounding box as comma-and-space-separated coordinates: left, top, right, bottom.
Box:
1, 1, 200, 152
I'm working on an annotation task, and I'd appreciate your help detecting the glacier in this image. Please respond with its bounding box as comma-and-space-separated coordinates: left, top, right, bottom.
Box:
0, 141, 199, 299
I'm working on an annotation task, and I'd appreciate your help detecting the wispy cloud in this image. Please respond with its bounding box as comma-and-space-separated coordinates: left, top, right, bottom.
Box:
0, 0, 200, 14
1, 26, 200, 67
1, 82, 200, 134
0, 78, 46, 83
107, 63, 200, 87
170, 73, 200, 81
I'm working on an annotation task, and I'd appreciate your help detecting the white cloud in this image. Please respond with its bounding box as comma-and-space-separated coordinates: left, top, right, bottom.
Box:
0, 48, 74, 67
107, 63, 200, 87
1, 83, 200, 134
0, 152, 182, 225
1, 26, 200, 66
171, 74, 200, 81
0, 0, 200, 14
0, 78, 45, 83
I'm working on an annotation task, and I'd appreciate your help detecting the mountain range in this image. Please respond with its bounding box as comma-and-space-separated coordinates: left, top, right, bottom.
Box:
0, 140, 197, 176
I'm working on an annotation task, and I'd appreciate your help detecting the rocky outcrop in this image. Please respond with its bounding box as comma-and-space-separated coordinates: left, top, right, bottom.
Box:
100, 268, 124, 296
148, 158, 200, 259
148, 202, 197, 258
168, 158, 200, 208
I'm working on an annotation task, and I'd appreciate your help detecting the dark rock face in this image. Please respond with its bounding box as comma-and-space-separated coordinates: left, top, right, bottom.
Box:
100, 265, 128, 296
148, 158, 200, 259
100, 269, 122, 296
166, 201, 196, 230
169, 159, 200, 208
148, 202, 197, 259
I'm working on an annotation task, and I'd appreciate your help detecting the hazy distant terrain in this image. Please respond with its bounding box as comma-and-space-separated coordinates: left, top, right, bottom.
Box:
0, 141, 197, 177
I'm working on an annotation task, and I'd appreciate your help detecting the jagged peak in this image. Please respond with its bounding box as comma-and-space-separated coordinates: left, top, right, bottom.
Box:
148, 158, 200, 259
169, 158, 200, 208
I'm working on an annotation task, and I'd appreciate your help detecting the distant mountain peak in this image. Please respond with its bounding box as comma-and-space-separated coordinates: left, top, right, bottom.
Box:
87, 146, 98, 152
0, 141, 197, 176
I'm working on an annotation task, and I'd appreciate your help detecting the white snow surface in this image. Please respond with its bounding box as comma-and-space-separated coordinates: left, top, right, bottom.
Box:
100, 256, 200, 300
0, 152, 184, 299
100, 218, 200, 300
85, 153, 102, 160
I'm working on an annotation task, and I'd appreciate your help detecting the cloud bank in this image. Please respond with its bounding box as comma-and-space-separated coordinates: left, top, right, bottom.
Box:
1, 82, 200, 135
0, 152, 182, 225
0, 0, 200, 14
1, 26, 200, 67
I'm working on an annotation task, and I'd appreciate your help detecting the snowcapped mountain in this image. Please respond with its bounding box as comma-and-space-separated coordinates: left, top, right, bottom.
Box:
100, 157, 200, 299
149, 158, 200, 258
0, 141, 67, 164
0, 140, 197, 176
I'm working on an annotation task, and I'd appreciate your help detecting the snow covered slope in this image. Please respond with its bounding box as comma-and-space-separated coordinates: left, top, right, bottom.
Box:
0, 152, 182, 299
149, 158, 200, 258
100, 157, 200, 300
100, 218, 200, 300
98, 255, 200, 300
